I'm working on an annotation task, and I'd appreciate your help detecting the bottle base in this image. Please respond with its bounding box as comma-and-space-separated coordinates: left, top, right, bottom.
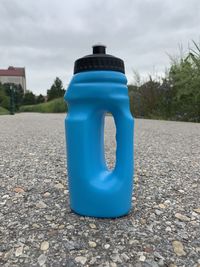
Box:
70, 207, 131, 219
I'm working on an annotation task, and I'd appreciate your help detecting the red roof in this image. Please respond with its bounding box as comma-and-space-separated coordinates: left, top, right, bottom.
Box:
0, 66, 25, 77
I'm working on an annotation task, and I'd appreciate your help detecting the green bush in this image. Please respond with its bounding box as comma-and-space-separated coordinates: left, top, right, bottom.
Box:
0, 84, 10, 110
0, 106, 9, 115
129, 41, 200, 122
19, 98, 67, 113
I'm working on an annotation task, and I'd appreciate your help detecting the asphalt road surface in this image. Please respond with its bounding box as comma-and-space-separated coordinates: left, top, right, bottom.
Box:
0, 113, 200, 267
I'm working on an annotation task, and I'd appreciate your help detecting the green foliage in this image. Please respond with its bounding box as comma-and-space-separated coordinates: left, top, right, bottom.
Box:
47, 77, 65, 101
0, 83, 10, 110
19, 98, 67, 113
138, 78, 161, 117
3, 83, 24, 111
36, 94, 45, 104
167, 43, 200, 121
0, 106, 9, 115
23, 91, 36, 105
128, 79, 163, 118
129, 41, 200, 122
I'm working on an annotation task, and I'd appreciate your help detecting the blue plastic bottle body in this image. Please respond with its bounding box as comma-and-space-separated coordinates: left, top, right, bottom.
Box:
64, 70, 134, 218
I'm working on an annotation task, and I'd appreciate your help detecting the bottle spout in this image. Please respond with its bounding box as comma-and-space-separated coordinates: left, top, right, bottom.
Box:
92, 44, 106, 54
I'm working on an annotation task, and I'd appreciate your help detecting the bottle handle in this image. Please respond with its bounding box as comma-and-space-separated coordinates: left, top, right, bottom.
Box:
112, 111, 134, 177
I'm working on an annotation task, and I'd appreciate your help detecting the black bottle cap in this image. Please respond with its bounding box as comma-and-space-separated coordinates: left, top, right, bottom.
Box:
74, 45, 125, 74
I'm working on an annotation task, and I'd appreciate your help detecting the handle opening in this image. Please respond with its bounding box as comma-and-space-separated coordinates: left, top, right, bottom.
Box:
104, 112, 116, 171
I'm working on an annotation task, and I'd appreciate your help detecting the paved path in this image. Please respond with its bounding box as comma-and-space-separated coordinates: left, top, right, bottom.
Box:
0, 113, 200, 267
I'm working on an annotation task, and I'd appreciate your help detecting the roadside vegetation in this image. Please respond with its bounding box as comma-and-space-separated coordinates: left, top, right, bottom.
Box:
0, 106, 9, 115
129, 41, 200, 122
19, 97, 67, 113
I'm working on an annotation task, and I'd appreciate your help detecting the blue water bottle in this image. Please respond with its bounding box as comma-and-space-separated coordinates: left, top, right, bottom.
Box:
64, 45, 134, 218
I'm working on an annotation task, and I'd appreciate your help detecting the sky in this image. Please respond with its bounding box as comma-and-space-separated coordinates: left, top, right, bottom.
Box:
0, 0, 200, 95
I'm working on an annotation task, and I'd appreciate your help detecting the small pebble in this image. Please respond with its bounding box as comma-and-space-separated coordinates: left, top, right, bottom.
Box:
172, 240, 186, 256
66, 225, 74, 230
175, 213, 190, 222
32, 223, 40, 228
36, 201, 47, 209
196, 247, 200, 253
164, 200, 171, 205
15, 246, 23, 257
75, 256, 87, 265
178, 189, 185, 193
43, 192, 50, 197
104, 244, 110, 249
13, 187, 25, 193
155, 209, 163, 216
110, 254, 122, 263
89, 223, 96, 229
2, 194, 9, 199
38, 254, 47, 266
54, 183, 65, 189
88, 241, 97, 248
140, 218, 146, 224
194, 208, 200, 214
139, 255, 146, 262
134, 176, 139, 183
165, 226, 172, 232
45, 215, 54, 221
121, 253, 129, 261
159, 203, 166, 209
129, 239, 139, 245
40, 241, 49, 251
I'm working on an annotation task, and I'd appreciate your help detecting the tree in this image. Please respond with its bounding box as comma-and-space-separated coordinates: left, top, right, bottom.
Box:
128, 85, 141, 117
36, 94, 45, 104
157, 78, 174, 119
47, 77, 65, 101
0, 83, 9, 109
3, 83, 24, 111
138, 78, 161, 117
23, 91, 36, 105
14, 84, 24, 110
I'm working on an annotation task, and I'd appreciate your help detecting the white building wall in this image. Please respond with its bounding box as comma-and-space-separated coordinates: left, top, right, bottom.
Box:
0, 76, 26, 93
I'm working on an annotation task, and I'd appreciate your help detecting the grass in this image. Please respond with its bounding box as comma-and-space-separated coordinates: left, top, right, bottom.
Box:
19, 98, 67, 113
0, 106, 9, 115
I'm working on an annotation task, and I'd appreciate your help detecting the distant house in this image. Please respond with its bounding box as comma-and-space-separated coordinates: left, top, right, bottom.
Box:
0, 66, 26, 93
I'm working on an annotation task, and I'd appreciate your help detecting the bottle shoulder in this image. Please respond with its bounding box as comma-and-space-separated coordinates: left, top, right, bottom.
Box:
70, 70, 127, 85
65, 71, 128, 101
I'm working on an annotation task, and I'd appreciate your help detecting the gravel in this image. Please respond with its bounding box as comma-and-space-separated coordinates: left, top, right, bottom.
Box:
0, 113, 200, 267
